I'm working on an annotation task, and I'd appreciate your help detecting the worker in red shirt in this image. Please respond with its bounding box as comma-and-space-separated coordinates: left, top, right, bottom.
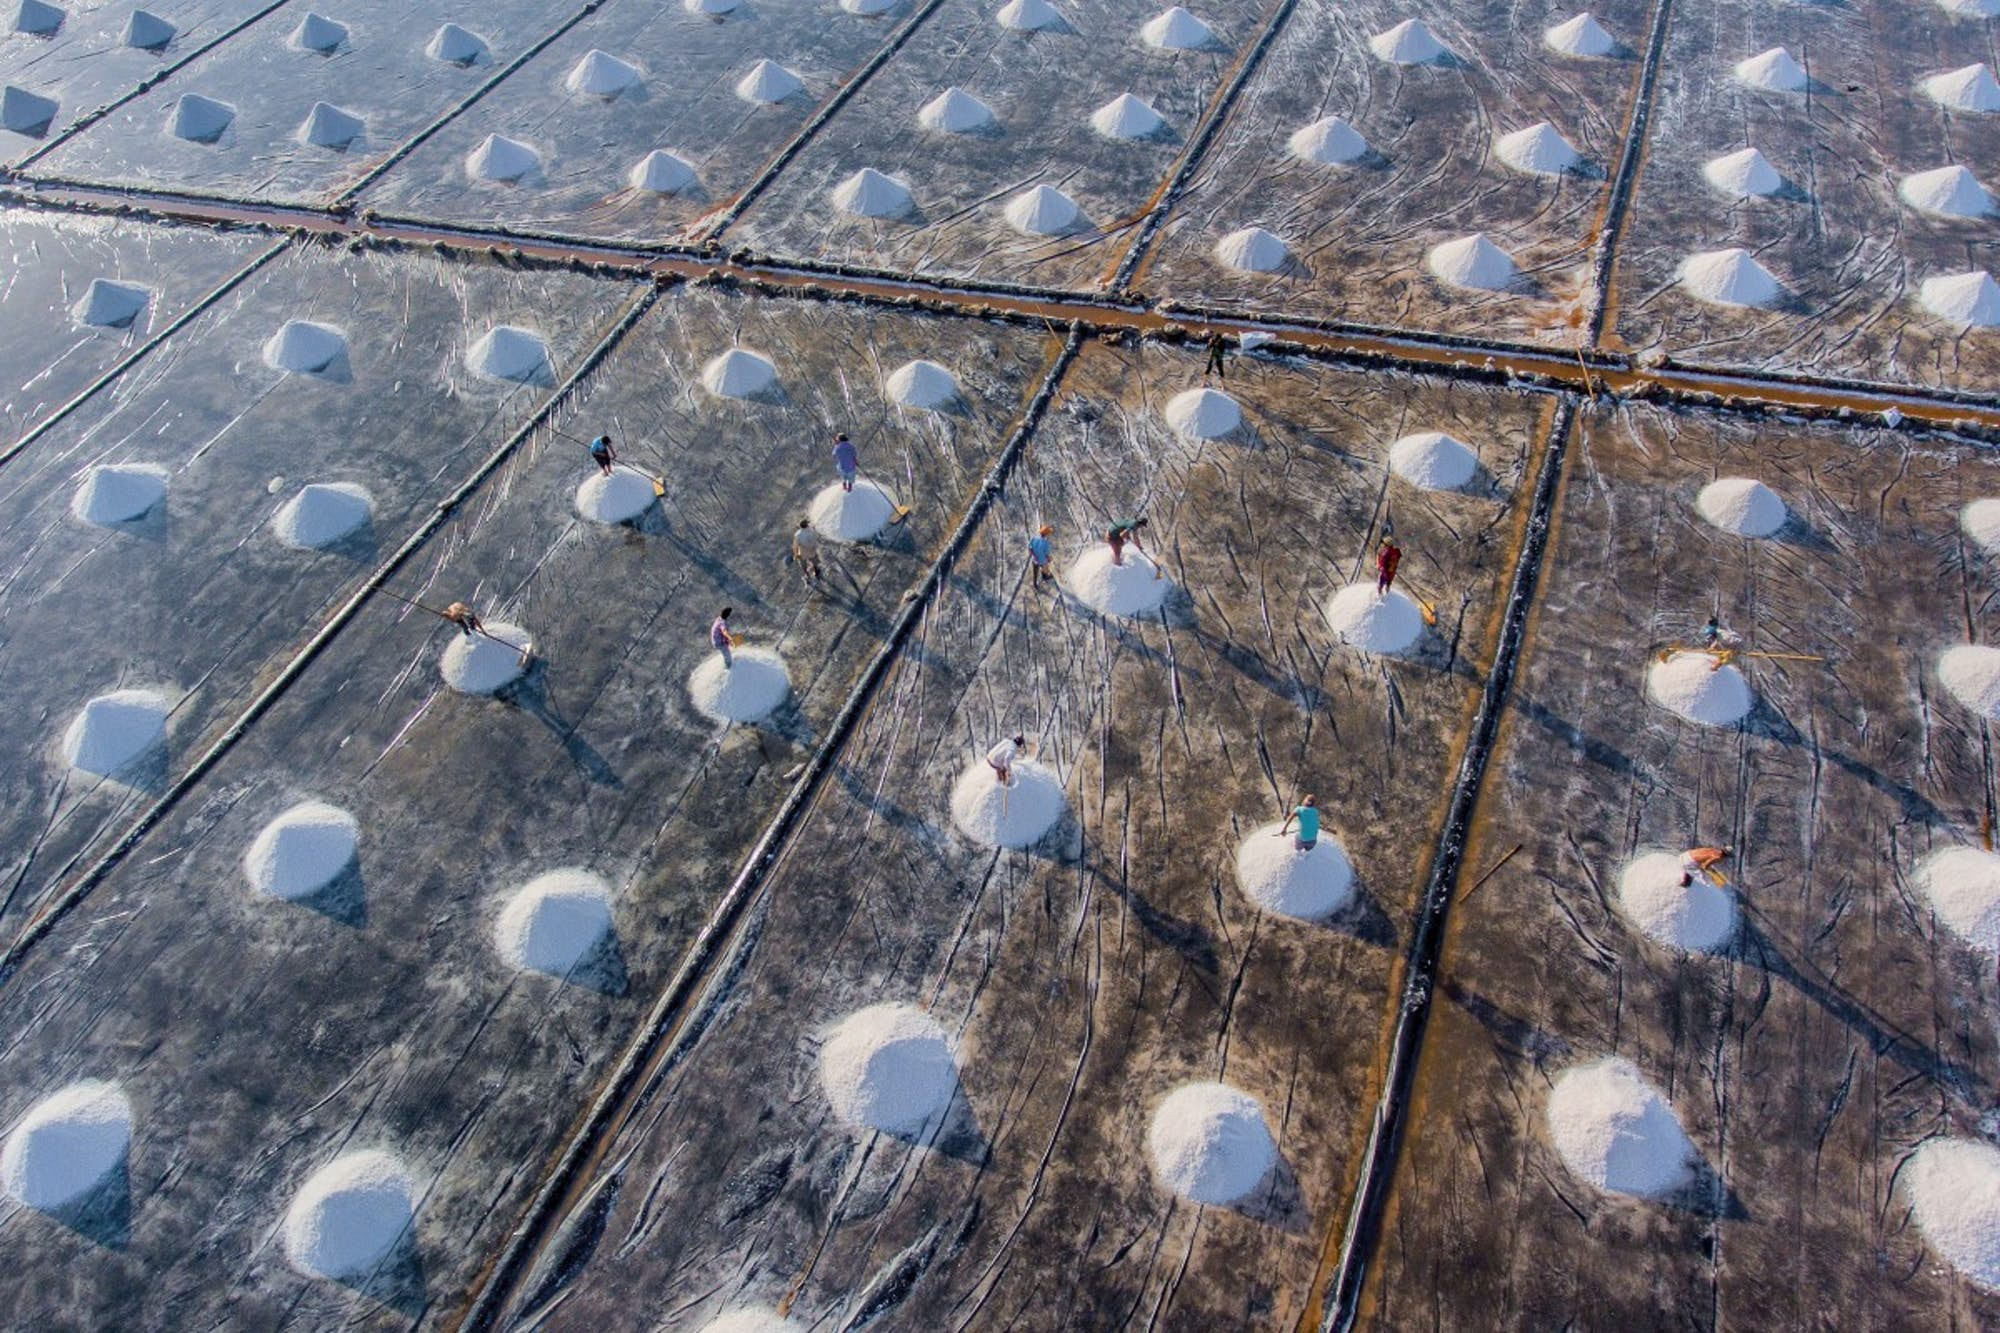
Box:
1376, 537, 1402, 594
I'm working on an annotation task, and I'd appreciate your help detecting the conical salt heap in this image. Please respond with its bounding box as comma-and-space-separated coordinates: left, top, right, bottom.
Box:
1, 86, 56, 137
567, 50, 640, 98
1495, 122, 1581, 175
1921, 271, 2000, 326
1736, 47, 1808, 92
1092, 92, 1165, 139
830, 167, 913, 218
2, 1081, 131, 1211
920, 86, 994, 132
996, 0, 1061, 29
1938, 0, 2000, 17
123, 9, 174, 50
1427, 233, 1518, 290
1922, 63, 2000, 112
467, 326, 551, 384
1164, 386, 1242, 438
843, 0, 896, 13
1679, 248, 1782, 308
687, 0, 740, 13
1702, 147, 1783, 197
1005, 184, 1081, 235
884, 359, 959, 409
427, 22, 488, 64
629, 149, 695, 193
1544, 12, 1615, 57
298, 102, 363, 149
1288, 115, 1366, 164
282, 1151, 417, 1280
13, 0, 62, 36
702, 347, 779, 398
1546, 1058, 1695, 1198
1371, 18, 1448, 65
73, 279, 151, 329
1905, 1138, 2000, 1290
1215, 226, 1291, 273
1900, 165, 1993, 218
168, 94, 234, 143
1140, 5, 1215, 49
737, 59, 803, 103
264, 319, 347, 374
290, 12, 347, 54
467, 133, 539, 182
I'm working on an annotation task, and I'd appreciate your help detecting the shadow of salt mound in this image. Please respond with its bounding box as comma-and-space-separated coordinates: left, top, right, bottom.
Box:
1231, 1150, 1312, 1234
37, 1159, 132, 1250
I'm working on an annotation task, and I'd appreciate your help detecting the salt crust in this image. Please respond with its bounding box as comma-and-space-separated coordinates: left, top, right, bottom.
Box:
819, 1002, 957, 1134
949, 758, 1064, 848
809, 479, 897, 541
494, 869, 615, 974
1147, 1082, 1277, 1204
688, 647, 790, 723
1235, 823, 1355, 919
440, 623, 531, 694
1, 1081, 131, 1209
1616, 851, 1736, 952
1547, 1057, 1694, 1197
1065, 546, 1169, 617
1694, 477, 1786, 537
1323, 584, 1424, 654
244, 800, 359, 900
282, 1150, 416, 1279
1646, 652, 1753, 725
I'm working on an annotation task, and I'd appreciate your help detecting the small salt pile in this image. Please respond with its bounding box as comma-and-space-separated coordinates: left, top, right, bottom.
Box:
1140, 5, 1214, 49
1323, 584, 1424, 654
996, 0, 1061, 29
737, 59, 803, 104
275, 482, 373, 548
1905, 1138, 2000, 1290
2, 1081, 130, 1210
168, 93, 234, 143
1900, 165, 1993, 218
1426, 233, 1518, 291
1962, 499, 2000, 552
1147, 1082, 1277, 1205
844, 0, 896, 13
290, 12, 347, 54
1941, 644, 2000, 718
702, 347, 778, 399
950, 757, 1065, 847
1235, 823, 1355, 919
1735, 47, 1808, 92
688, 647, 791, 723
426, 22, 488, 65
1616, 852, 1736, 951
123, 10, 174, 51
1388, 431, 1477, 491
1370, 18, 1448, 65
629, 149, 696, 194
810, 479, 898, 540
1917, 847, 2000, 953
1288, 115, 1367, 164
73, 278, 151, 330
467, 133, 539, 182
566, 50, 640, 99
13, 0, 62, 36
298, 102, 363, 149
1546, 1057, 1694, 1197
1004, 184, 1082, 235
244, 800, 359, 900
1922, 64, 2000, 113
687, 0, 739, 14
1938, 0, 2000, 17
63, 689, 169, 777
820, 1003, 957, 1134
1646, 652, 1753, 725
1678, 248, 1781, 308
1544, 12, 1615, 57
440, 624, 532, 694
1164, 386, 1241, 438
920, 87, 994, 132
265, 319, 347, 375
830, 167, 913, 218
282, 1150, 417, 1279
884, 359, 958, 409
1091, 92, 1165, 140
1922, 271, 2000, 326
1702, 147, 1783, 198
1495, 122, 1581, 176
1065, 547, 1170, 617
1215, 226, 1290, 273
468, 325, 551, 384
1694, 477, 1786, 537
575, 470, 655, 524
702, 1311, 796, 1333
494, 869, 616, 976
1, 86, 56, 136
72, 463, 167, 525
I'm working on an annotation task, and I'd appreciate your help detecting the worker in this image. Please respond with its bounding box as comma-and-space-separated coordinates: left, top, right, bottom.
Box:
792, 519, 821, 582
1028, 525, 1054, 590
987, 733, 1027, 786
1203, 331, 1228, 381
1697, 615, 1741, 671
588, 434, 617, 477
1679, 845, 1733, 888
710, 607, 735, 668
1278, 794, 1320, 852
1107, 516, 1148, 567
443, 602, 484, 638
832, 432, 858, 494
1376, 537, 1401, 594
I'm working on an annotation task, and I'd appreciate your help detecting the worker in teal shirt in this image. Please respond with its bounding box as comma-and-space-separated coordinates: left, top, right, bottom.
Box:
1279, 794, 1320, 851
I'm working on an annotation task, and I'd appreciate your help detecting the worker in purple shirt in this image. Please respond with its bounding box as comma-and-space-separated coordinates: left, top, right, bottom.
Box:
831, 432, 858, 493
710, 606, 735, 668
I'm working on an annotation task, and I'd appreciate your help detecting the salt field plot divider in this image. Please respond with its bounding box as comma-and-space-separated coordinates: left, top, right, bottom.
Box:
1582, 0, 1680, 345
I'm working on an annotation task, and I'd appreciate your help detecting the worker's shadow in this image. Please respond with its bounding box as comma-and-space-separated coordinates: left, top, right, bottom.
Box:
1088, 852, 1218, 974
1192, 625, 1328, 712
1443, 979, 1574, 1067
1742, 704, 1945, 826
830, 760, 929, 836
504, 667, 624, 790
1512, 691, 1641, 778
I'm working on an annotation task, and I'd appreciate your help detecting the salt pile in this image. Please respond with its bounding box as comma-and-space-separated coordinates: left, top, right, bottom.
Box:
1941, 644, 2000, 718
1147, 1082, 1277, 1205
289, 12, 347, 54
1900, 165, 1993, 218
884, 358, 959, 409
1323, 584, 1424, 654
1616, 852, 1736, 951
1004, 184, 1082, 236
1694, 477, 1786, 537
830, 166, 913, 218
567, 50, 640, 98
1922, 64, 2000, 113
687, 0, 739, 14
1215, 226, 1291, 273
1923, 271, 2000, 326
1678, 248, 1781, 308
2, 1081, 130, 1209
244, 800, 359, 900
1, 86, 55, 136
702, 1311, 795, 1333
1544, 12, 1615, 57
1371, 19, 1448, 65
72, 463, 167, 525
426, 22, 488, 65
950, 757, 1065, 847
1964, 498, 2000, 551
282, 1150, 417, 1279
1939, 0, 2000, 17
274, 482, 373, 549
1065, 546, 1170, 617
1702, 147, 1783, 198
1546, 1058, 1694, 1197
123, 10, 173, 50
1164, 386, 1241, 438
467, 133, 539, 182
1140, 5, 1215, 49
1905, 1138, 2000, 1289
737, 59, 803, 104
73, 278, 151, 329
1288, 115, 1367, 164
1917, 847, 2000, 953
630, 149, 695, 193
494, 869, 616, 976
702, 347, 778, 399
1647, 651, 1753, 725
810, 479, 899, 540
12, 0, 61, 36
1091, 92, 1165, 140
63, 689, 169, 776
1389, 431, 1478, 490
1235, 823, 1355, 919
688, 647, 791, 723
264, 319, 347, 375
576, 470, 655, 524
468, 325, 552, 384
1426, 233, 1518, 291
996, 0, 1061, 30
168, 93, 234, 143
440, 623, 531, 694
298, 102, 363, 149
820, 1002, 957, 1135
843, 0, 896, 14
1495, 122, 1582, 176
1736, 47, 1808, 92
920, 86, 994, 132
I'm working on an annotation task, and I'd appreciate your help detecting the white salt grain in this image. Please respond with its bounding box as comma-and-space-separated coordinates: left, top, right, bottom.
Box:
1164, 386, 1241, 438
629, 149, 696, 193
702, 347, 778, 399
1147, 1082, 1277, 1204
440, 623, 531, 694
1900, 165, 1994, 218
1494, 122, 1581, 176
1388, 431, 1478, 490
1004, 184, 1082, 235
1215, 226, 1291, 273
243, 800, 359, 901
72, 463, 166, 525
1922, 271, 2000, 326
1961, 499, 2000, 551
1371, 18, 1448, 64
282, 1150, 417, 1279
1547, 1057, 1694, 1197
1735, 47, 1808, 92
830, 167, 913, 218
919, 87, 994, 132
1922, 63, 2000, 113
1906, 1138, 2000, 1290
810, 479, 898, 541
494, 869, 615, 975
1426, 233, 1518, 291
1288, 116, 1367, 164
1544, 12, 1615, 56
1939, 644, 2000, 718
1694, 477, 1786, 537
63, 689, 169, 775
468, 326, 551, 384
1678, 248, 1782, 308
1918, 847, 2000, 953
1702, 147, 1784, 198
884, 359, 958, 409
819, 1002, 957, 1134
1, 1081, 130, 1210
575, 471, 655, 525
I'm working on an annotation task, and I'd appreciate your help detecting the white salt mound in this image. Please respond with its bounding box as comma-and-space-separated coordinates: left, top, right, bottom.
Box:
702, 347, 778, 399
168, 93, 233, 143
1235, 823, 1355, 919
73, 278, 150, 330
885, 358, 958, 409
1962, 498, 2000, 551
688, 647, 791, 724
1546, 1057, 1694, 1197
1647, 652, 1753, 725
1939, 644, 2000, 718
1917, 847, 2000, 953
1, 86, 56, 136
1389, 431, 1478, 490
630, 149, 695, 193
1703, 147, 1783, 198
1, 1081, 130, 1209
1215, 226, 1290, 273
1005, 184, 1082, 236
1324, 584, 1424, 654
1495, 122, 1581, 175
274, 482, 373, 549
290, 12, 346, 54
1906, 1138, 2000, 1290
265, 319, 347, 374
1066, 546, 1169, 616
468, 133, 539, 182
299, 101, 363, 149
820, 1003, 957, 1134
440, 623, 532, 694
1091, 92, 1165, 140
1679, 247, 1781, 308
844, 0, 896, 13
1288, 115, 1367, 164
567, 49, 639, 98
468, 325, 551, 384
831, 166, 913, 218
687, 0, 739, 13
950, 757, 1065, 848
1371, 18, 1447, 65
13, 0, 62, 36
1427, 233, 1518, 291
1616, 851, 1736, 952
996, 0, 1061, 29
282, 1150, 417, 1279
426, 22, 488, 64
1545, 12, 1615, 57
1736, 47, 1807, 92
1922, 64, 2000, 113
1901, 165, 1993, 219
1923, 271, 2000, 327
702, 1309, 796, 1333
495, 869, 615, 975
575, 470, 655, 524
1939, 0, 2000, 17
737, 59, 803, 104
920, 86, 994, 132
1164, 386, 1241, 438
810, 479, 898, 541
244, 800, 359, 901
63, 688, 169, 776
1695, 477, 1786, 537
72, 463, 167, 525
1140, 5, 1214, 49
1147, 1082, 1277, 1205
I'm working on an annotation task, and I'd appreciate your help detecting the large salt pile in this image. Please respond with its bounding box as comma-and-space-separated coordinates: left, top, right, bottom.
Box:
1147, 1082, 1277, 1205
1065, 546, 1170, 617
996, 0, 1061, 29
275, 483, 373, 548
1702, 147, 1783, 198
1235, 823, 1355, 919
298, 102, 363, 149
426, 22, 488, 65
1288, 115, 1367, 164
702, 347, 778, 399
1922, 64, 2000, 113
468, 325, 552, 384
2, 1081, 131, 1210
702, 1310, 796, 1333
567, 49, 639, 98
575, 470, 655, 524
1370, 18, 1448, 65
63, 688, 169, 777
282, 1150, 417, 1280
1964, 498, 2000, 551
830, 167, 913, 218
737, 59, 803, 104
687, 0, 739, 14
810, 479, 898, 540
1324, 584, 1424, 654
1923, 271, 2000, 326
885, 358, 959, 409
467, 133, 539, 182
1091, 92, 1165, 140
1647, 651, 1753, 725
168, 93, 234, 143
920, 86, 994, 132
820, 1003, 957, 1134
1426, 233, 1518, 291
1215, 226, 1291, 273
844, 0, 896, 14
244, 800, 359, 901
1546, 1058, 1694, 1197
1616, 852, 1736, 952
264, 319, 347, 374
1495, 122, 1582, 176
1, 86, 56, 137
1736, 47, 1808, 92
72, 463, 167, 525
1544, 12, 1615, 56
440, 623, 532, 694
1005, 184, 1082, 236
1694, 477, 1786, 537
1164, 386, 1241, 438
1140, 5, 1215, 49
13, 0, 62, 36
629, 149, 696, 194
1900, 165, 1993, 219
1917, 847, 2000, 953
950, 757, 1065, 847
1905, 1138, 2000, 1290
1939, 644, 2000, 717
73, 278, 151, 330
494, 869, 616, 976
1389, 431, 1478, 491
1678, 248, 1781, 308
688, 647, 791, 724
289, 12, 347, 54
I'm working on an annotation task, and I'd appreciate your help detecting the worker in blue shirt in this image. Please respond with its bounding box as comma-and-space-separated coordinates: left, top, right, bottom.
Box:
1028, 524, 1054, 590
